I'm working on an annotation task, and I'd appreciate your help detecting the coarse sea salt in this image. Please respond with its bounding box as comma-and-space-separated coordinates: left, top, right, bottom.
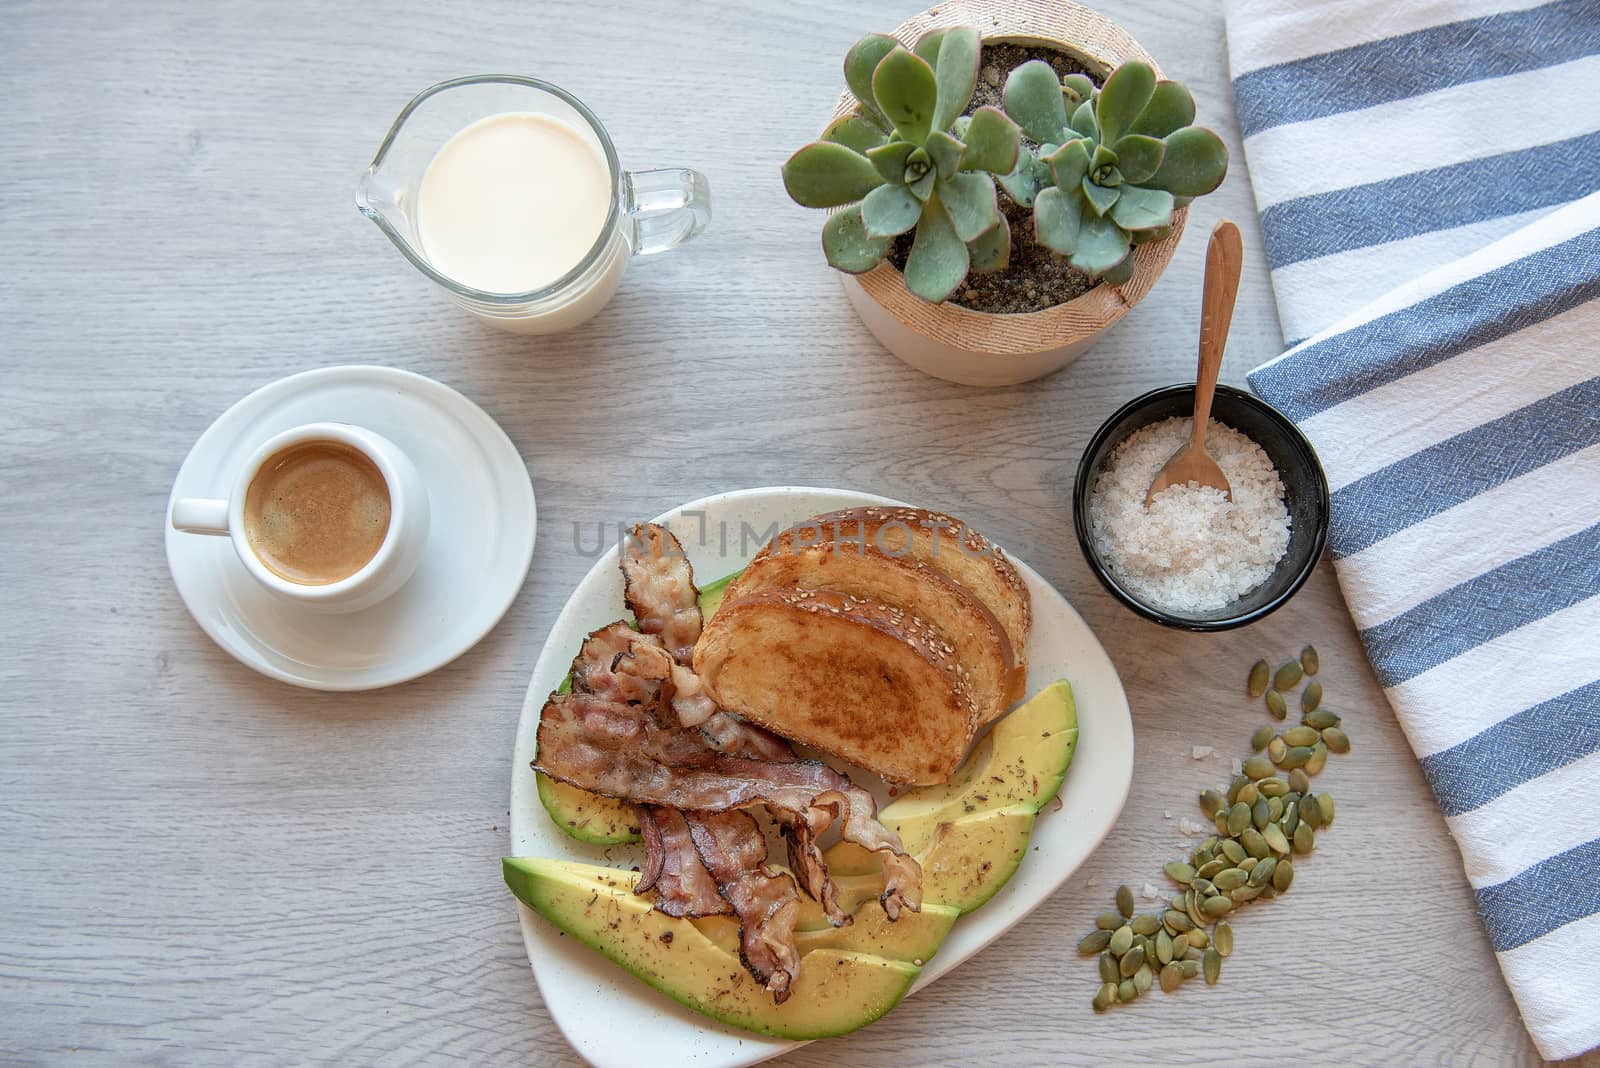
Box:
1089, 417, 1291, 614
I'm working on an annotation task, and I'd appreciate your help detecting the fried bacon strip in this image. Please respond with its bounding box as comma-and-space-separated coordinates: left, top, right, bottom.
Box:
620, 523, 702, 665
636, 806, 731, 918
533, 689, 921, 919
686, 809, 802, 1003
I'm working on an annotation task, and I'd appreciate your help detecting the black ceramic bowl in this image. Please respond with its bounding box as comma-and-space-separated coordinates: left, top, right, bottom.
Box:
1072, 384, 1330, 631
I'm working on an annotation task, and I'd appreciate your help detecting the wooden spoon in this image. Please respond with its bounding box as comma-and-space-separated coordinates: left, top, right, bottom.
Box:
1146, 219, 1244, 506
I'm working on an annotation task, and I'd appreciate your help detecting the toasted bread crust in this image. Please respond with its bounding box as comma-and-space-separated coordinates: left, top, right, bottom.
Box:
727, 540, 1016, 723
761, 507, 1030, 709
695, 587, 979, 785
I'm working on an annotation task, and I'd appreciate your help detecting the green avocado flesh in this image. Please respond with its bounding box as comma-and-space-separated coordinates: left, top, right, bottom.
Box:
503, 857, 921, 1040
534, 573, 738, 845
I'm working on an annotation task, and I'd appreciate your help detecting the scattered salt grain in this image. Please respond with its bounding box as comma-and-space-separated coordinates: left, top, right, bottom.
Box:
1163, 810, 1174, 819
1088, 417, 1291, 613
1140, 883, 1165, 902
1191, 745, 1214, 760
1231, 756, 1244, 775
1178, 817, 1212, 838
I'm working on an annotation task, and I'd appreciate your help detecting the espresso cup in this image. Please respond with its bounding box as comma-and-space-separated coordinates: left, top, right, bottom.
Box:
170, 423, 430, 613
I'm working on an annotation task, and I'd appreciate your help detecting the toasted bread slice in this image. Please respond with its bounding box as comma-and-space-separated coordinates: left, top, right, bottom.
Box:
694, 587, 979, 785
760, 507, 1031, 715
727, 541, 1016, 725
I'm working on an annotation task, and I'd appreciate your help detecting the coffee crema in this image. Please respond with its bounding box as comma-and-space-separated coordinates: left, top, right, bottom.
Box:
243, 440, 391, 586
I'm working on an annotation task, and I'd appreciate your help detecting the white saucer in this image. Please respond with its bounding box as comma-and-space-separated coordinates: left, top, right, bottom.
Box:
165, 365, 536, 691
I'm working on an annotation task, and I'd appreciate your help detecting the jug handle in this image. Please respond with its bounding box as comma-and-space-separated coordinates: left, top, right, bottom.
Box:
623, 169, 711, 256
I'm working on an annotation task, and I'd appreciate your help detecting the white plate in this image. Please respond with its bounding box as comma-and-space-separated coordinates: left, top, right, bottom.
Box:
165, 365, 536, 691
509, 487, 1133, 1067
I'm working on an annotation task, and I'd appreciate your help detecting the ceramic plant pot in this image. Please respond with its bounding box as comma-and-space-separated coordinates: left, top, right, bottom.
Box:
833, 0, 1188, 387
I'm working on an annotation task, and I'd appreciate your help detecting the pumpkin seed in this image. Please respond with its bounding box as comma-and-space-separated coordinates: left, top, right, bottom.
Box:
1203, 947, 1222, 985
1305, 707, 1339, 730
1214, 811, 1231, 836
1099, 950, 1119, 982
1249, 856, 1277, 887
1164, 910, 1193, 933
1264, 822, 1291, 855
1280, 745, 1313, 770
1202, 895, 1233, 918
1282, 799, 1300, 837
1237, 782, 1260, 806
1155, 929, 1174, 965
1171, 930, 1190, 955
1274, 660, 1303, 690
1227, 774, 1249, 804
1250, 724, 1273, 751
1323, 727, 1351, 754
1227, 802, 1251, 836
1179, 959, 1201, 979
1094, 982, 1117, 1011
1164, 861, 1196, 886
1184, 946, 1205, 963
1289, 768, 1311, 794
1116, 884, 1135, 918
1120, 945, 1146, 977
1293, 822, 1315, 855
1283, 725, 1319, 747
1301, 794, 1324, 829
1305, 740, 1329, 776
1214, 921, 1234, 957
1186, 892, 1208, 929
1220, 839, 1247, 865
1229, 884, 1262, 903
1192, 877, 1216, 897
1301, 644, 1319, 676
1259, 776, 1288, 798
1197, 859, 1228, 881
1267, 796, 1284, 822
1160, 961, 1183, 992
1243, 755, 1275, 780
1248, 658, 1271, 698
1108, 925, 1133, 956
1186, 926, 1208, 951
1134, 961, 1154, 993
1319, 792, 1335, 825
1132, 913, 1161, 936
1301, 680, 1323, 713
1240, 828, 1270, 859
1252, 796, 1271, 830
1266, 689, 1287, 720
1119, 978, 1137, 1002
1265, 738, 1285, 765
1096, 911, 1123, 930
1213, 867, 1248, 891
1080, 929, 1112, 954
1237, 856, 1257, 872
1199, 789, 1226, 818
1274, 858, 1295, 892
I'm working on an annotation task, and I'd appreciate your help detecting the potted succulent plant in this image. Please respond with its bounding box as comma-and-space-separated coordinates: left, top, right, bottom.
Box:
780, 0, 1228, 386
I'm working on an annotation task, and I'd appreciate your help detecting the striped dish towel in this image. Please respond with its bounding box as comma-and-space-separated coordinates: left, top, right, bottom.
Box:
1226, 0, 1600, 344
1230, 1, 1600, 1050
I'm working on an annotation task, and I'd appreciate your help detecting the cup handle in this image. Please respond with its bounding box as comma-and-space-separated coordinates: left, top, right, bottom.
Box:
171, 497, 231, 536
623, 168, 711, 255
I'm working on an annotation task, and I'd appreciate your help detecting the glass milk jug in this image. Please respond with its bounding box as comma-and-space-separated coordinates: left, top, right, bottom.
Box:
357, 75, 710, 334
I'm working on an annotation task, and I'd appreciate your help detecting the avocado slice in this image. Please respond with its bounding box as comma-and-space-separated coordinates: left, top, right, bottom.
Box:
809, 804, 1038, 914
534, 572, 740, 845
878, 679, 1078, 852
503, 856, 920, 1040
819, 679, 1076, 913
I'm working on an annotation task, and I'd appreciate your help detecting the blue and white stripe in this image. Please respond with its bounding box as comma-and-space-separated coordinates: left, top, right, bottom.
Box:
1226, 0, 1600, 344
1229, 3, 1600, 1058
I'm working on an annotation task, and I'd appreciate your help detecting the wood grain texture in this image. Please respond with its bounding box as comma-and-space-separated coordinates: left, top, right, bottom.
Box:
0, 0, 1592, 1065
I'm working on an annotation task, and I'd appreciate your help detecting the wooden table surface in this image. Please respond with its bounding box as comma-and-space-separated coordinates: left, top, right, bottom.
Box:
3, 0, 1590, 1064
